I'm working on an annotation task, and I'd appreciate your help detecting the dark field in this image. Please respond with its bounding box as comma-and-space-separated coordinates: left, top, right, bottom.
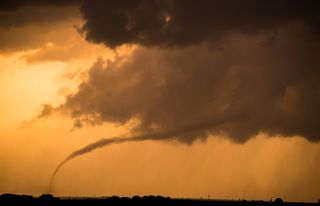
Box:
1, 194, 319, 206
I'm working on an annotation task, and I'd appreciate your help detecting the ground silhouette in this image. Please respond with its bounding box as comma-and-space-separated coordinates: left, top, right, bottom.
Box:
0, 194, 319, 206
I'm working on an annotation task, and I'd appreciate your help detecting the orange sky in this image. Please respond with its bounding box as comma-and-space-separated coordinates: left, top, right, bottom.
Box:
0, 4, 320, 202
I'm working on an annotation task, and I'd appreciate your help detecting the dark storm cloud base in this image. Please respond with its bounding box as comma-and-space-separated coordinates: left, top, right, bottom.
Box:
79, 0, 320, 48
1, 194, 319, 206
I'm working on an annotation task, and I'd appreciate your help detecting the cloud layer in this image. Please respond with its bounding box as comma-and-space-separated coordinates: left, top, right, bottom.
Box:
0, 0, 81, 11
54, 22, 320, 143
0, 1, 81, 53
3, 0, 319, 143
80, 0, 320, 48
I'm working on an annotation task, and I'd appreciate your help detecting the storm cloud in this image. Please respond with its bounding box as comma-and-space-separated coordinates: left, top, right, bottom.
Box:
51, 21, 320, 143
0, 0, 81, 11
6, 0, 314, 143
0, 0, 82, 53
80, 0, 320, 48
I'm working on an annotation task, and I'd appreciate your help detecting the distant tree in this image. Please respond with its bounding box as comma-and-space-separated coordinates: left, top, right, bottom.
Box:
110, 195, 120, 199
274, 197, 283, 204
38, 194, 56, 201
0, 194, 34, 204
132, 195, 142, 200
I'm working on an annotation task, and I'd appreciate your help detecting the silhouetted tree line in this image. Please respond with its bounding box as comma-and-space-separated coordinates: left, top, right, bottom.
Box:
0, 193, 319, 206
